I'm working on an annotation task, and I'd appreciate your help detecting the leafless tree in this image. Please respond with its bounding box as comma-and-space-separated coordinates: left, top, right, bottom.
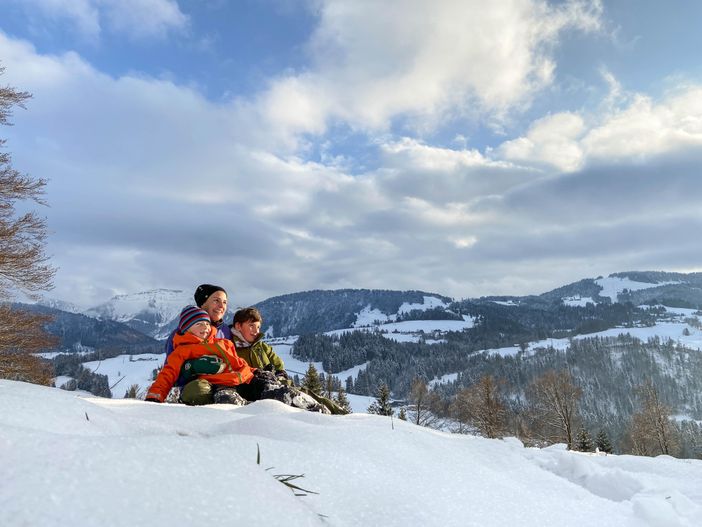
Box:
0, 65, 56, 384
625, 379, 678, 456
526, 370, 582, 449
451, 375, 507, 438
408, 377, 442, 427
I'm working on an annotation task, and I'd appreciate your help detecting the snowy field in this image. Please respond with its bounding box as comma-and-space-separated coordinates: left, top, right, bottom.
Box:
594, 276, 680, 302
2, 380, 701, 527
482, 308, 702, 359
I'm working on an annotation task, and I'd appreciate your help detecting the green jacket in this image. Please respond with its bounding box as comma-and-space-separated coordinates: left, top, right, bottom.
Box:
231, 329, 286, 372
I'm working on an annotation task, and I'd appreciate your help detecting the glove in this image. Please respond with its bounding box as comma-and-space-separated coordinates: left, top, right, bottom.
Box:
254, 368, 278, 383
263, 363, 275, 372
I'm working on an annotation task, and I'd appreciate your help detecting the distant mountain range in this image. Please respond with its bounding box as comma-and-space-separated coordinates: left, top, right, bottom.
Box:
31, 270, 702, 343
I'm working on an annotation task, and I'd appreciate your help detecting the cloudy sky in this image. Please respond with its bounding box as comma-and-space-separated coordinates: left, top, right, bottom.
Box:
2, 0, 702, 309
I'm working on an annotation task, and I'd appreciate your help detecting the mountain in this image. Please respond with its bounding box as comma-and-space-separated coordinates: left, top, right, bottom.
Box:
18, 303, 161, 356
255, 289, 453, 337
84, 289, 194, 339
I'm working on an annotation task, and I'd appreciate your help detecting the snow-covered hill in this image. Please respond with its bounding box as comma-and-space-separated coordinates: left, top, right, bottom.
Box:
84, 289, 193, 339
1, 380, 700, 526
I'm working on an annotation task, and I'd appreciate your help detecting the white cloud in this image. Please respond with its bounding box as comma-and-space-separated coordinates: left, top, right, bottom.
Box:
583, 88, 702, 162
494, 83, 702, 171
260, 0, 603, 139
13, 0, 187, 40
496, 112, 586, 172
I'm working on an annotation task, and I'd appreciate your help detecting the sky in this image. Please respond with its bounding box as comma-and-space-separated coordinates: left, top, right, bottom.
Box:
3, 379, 702, 526
2, 0, 702, 309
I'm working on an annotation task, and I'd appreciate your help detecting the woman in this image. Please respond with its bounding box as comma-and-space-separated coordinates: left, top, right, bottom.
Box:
164, 283, 231, 357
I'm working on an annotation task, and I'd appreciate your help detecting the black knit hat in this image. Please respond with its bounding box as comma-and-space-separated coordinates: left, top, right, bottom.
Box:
194, 284, 227, 307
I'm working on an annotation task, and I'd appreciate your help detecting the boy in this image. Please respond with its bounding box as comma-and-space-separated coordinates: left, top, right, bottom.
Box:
231, 307, 289, 382
231, 307, 348, 415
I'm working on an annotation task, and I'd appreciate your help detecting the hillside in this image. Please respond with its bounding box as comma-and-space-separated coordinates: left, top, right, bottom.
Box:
255, 289, 453, 337
2, 380, 701, 526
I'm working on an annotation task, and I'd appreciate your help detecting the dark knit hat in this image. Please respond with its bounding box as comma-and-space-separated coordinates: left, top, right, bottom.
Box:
178, 306, 211, 335
194, 284, 227, 307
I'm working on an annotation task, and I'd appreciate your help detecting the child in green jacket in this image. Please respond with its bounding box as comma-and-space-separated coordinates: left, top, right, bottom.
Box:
231, 307, 348, 415
231, 307, 289, 382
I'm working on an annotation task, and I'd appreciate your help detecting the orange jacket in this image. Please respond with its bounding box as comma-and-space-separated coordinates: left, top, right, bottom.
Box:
146, 327, 255, 402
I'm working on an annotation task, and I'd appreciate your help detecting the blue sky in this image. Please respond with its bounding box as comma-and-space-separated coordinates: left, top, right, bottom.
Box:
2, 0, 702, 308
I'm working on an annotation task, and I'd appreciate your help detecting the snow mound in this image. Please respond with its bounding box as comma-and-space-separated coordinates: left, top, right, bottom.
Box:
2, 380, 701, 526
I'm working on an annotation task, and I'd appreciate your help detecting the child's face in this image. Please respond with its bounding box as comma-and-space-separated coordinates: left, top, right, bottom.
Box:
235, 319, 261, 343
188, 320, 211, 339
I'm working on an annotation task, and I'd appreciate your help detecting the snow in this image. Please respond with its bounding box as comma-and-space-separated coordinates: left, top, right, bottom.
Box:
429, 372, 458, 388
351, 296, 450, 328
2, 380, 701, 526
657, 305, 700, 317
492, 300, 518, 306
352, 305, 391, 327
595, 276, 679, 302
84, 289, 193, 338
53, 375, 73, 387
397, 295, 449, 314
82, 353, 163, 395
563, 296, 595, 307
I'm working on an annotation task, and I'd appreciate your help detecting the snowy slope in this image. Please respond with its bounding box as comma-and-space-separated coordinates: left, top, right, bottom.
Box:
595, 276, 679, 302
84, 289, 193, 339
1, 380, 701, 526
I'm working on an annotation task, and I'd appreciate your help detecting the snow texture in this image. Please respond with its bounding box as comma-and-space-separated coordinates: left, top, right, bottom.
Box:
1, 380, 701, 526
594, 277, 679, 302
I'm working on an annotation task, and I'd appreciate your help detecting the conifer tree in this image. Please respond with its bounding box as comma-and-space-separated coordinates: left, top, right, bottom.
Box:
334, 386, 352, 414
575, 427, 592, 452
324, 373, 335, 398
398, 407, 407, 421
595, 429, 613, 453
302, 363, 323, 396
367, 382, 393, 416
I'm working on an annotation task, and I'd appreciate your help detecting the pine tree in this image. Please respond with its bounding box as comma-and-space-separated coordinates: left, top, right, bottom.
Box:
575, 427, 592, 452
367, 382, 393, 416
124, 384, 143, 399
324, 373, 335, 398
334, 386, 352, 414
398, 407, 407, 420
302, 363, 323, 396
595, 429, 613, 453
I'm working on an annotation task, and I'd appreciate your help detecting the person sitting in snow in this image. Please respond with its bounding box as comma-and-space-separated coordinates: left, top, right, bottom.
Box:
231, 307, 347, 415
231, 307, 288, 380
163, 284, 232, 358
146, 306, 328, 413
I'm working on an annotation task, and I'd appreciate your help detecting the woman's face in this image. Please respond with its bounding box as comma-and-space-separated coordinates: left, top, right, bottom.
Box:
202, 290, 228, 323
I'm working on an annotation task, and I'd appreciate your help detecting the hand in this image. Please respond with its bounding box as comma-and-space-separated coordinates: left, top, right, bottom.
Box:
254, 368, 278, 383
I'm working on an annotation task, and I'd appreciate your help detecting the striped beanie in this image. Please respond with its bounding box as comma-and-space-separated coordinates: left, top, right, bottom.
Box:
178, 306, 211, 335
